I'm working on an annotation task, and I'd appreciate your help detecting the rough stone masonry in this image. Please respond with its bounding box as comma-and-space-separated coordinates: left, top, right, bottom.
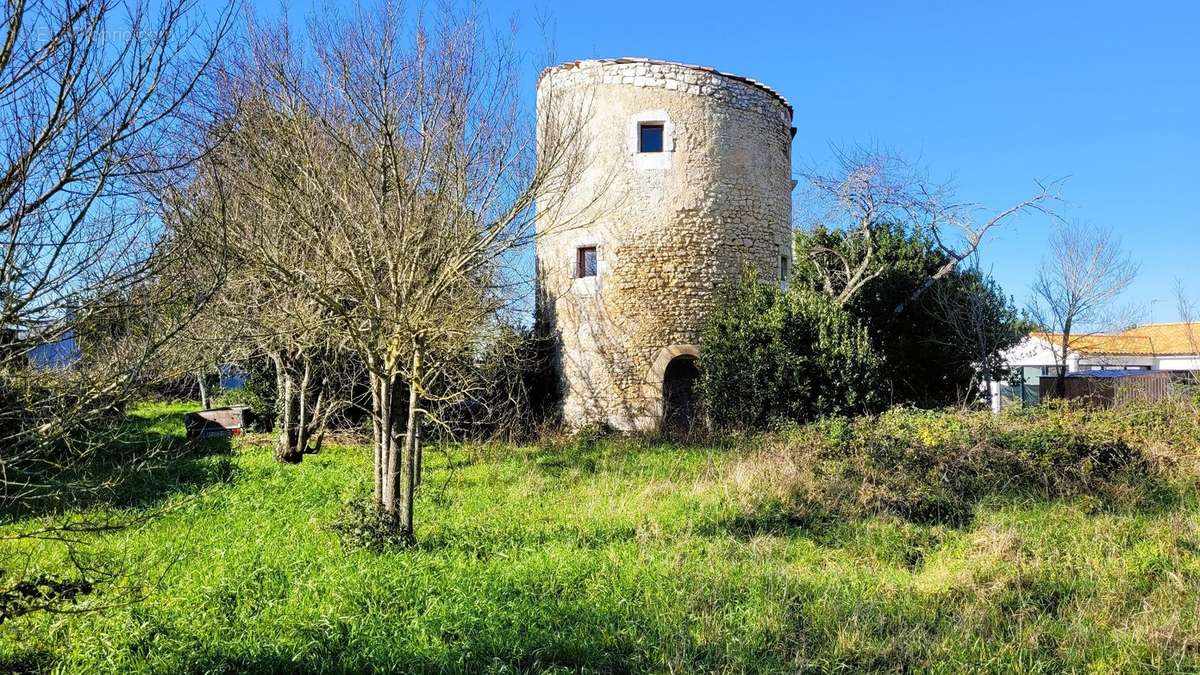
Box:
535, 58, 794, 431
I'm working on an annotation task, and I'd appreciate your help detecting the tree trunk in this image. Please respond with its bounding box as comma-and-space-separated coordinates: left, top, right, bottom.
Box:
296, 358, 310, 455
196, 371, 211, 409
306, 386, 326, 455
276, 367, 303, 463
382, 371, 399, 515
270, 351, 307, 464
1056, 330, 1070, 398
414, 426, 422, 489
399, 348, 421, 538
368, 355, 419, 542
371, 371, 383, 503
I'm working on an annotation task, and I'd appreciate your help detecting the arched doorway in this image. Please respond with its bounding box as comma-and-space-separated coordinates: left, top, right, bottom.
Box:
662, 355, 700, 434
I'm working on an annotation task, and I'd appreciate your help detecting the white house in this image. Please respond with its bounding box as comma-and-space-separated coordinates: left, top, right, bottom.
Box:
993, 322, 1200, 407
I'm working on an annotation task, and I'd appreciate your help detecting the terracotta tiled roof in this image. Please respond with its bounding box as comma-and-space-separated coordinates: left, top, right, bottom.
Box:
1122, 323, 1200, 355
1033, 323, 1200, 356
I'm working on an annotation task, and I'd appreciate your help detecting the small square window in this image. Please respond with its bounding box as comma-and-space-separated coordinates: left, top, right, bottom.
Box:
638, 123, 664, 153
576, 246, 597, 278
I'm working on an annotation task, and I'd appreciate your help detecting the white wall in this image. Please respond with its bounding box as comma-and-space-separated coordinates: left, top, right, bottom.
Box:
1156, 356, 1200, 371
1001, 336, 1061, 368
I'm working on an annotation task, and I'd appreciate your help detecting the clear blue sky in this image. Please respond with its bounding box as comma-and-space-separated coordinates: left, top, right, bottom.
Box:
245, 0, 1200, 321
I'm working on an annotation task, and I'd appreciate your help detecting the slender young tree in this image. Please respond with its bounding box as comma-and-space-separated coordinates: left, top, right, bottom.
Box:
205, 0, 592, 541
1028, 222, 1139, 396
926, 266, 1029, 406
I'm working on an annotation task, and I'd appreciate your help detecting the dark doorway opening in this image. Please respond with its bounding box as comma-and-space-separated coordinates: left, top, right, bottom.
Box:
662, 355, 700, 434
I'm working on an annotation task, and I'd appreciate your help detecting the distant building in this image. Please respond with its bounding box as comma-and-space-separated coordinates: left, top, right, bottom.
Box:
996, 323, 1200, 405
25, 331, 79, 369
219, 364, 247, 390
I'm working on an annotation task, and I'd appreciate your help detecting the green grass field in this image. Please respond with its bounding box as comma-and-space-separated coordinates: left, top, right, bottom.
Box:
2, 402, 1199, 673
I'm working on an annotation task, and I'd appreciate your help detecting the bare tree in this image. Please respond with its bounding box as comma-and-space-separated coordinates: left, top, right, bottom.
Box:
162, 144, 354, 464
1, 0, 232, 353
164, 261, 352, 464
0, 0, 233, 621
202, 0, 591, 542
798, 147, 1063, 311
1028, 221, 1139, 396
1173, 279, 1200, 387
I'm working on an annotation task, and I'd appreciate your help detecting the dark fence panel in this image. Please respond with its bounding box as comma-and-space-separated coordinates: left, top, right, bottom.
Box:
1039, 372, 1171, 408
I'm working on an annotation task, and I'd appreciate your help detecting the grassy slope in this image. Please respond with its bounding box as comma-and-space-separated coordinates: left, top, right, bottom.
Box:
1, 403, 1198, 673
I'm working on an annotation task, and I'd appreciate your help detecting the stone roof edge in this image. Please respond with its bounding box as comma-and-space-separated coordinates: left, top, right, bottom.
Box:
539, 57, 793, 117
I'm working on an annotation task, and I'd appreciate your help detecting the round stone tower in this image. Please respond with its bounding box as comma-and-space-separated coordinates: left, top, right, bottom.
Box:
535, 58, 794, 431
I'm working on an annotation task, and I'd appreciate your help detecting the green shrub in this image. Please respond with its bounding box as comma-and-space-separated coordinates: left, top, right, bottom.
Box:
327, 495, 415, 551
698, 269, 883, 429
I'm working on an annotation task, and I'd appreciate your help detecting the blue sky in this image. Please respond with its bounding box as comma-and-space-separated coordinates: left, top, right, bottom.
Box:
245, 0, 1200, 321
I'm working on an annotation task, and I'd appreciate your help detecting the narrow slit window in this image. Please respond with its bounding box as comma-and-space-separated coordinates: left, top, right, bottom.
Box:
576, 246, 597, 278
638, 123, 664, 153
779, 255, 789, 282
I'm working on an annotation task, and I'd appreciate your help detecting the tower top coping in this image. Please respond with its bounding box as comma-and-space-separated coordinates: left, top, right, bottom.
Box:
539, 57, 792, 117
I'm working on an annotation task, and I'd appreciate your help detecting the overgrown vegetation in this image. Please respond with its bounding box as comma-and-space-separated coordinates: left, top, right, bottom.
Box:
729, 401, 1195, 530
0, 0, 236, 623
0, 403, 234, 626
2, 401, 1197, 672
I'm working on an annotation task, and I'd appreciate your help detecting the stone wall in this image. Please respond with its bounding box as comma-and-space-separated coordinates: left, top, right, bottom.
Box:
535, 58, 794, 431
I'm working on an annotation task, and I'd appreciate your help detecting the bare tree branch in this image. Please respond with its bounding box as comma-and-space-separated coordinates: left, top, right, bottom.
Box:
796, 146, 1065, 311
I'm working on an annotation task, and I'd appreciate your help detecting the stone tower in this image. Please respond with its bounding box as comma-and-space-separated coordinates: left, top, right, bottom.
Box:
535, 58, 794, 431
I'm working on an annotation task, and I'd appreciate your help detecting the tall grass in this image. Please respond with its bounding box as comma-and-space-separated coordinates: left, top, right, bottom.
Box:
0, 402, 1197, 672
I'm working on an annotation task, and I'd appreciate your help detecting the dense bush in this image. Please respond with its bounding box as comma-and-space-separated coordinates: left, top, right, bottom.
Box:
730, 401, 1194, 529
792, 224, 1028, 407
327, 493, 414, 551
698, 270, 883, 429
